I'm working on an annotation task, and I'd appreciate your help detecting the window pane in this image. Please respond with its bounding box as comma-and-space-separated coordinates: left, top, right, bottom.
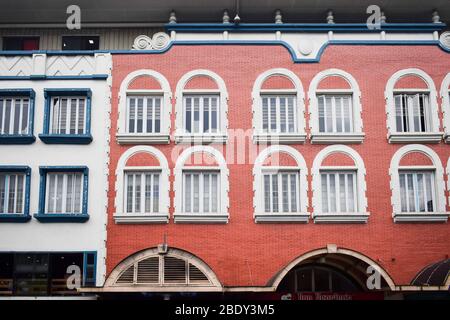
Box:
318, 95, 325, 132
407, 174, 415, 211
347, 173, 355, 212
136, 98, 144, 133
184, 174, 191, 212
153, 174, 159, 212
271, 174, 278, 212
394, 95, 403, 132
7, 175, 16, 213
343, 96, 352, 132
185, 97, 192, 133
339, 173, 346, 212
193, 174, 200, 212
145, 174, 152, 213
0, 175, 5, 213
154, 97, 161, 133
203, 173, 210, 213
399, 174, 407, 212
417, 173, 425, 212
325, 96, 333, 133
321, 174, 328, 213
329, 174, 336, 212
126, 174, 133, 213
128, 98, 136, 133
262, 97, 268, 132
335, 97, 343, 133
425, 172, 434, 212
395, 93, 430, 133
290, 174, 298, 212
193, 98, 200, 133
146, 98, 153, 133
13, 99, 21, 134
264, 175, 270, 212
66, 174, 73, 212
203, 98, 210, 133
270, 98, 277, 132
287, 97, 295, 133
211, 97, 218, 132
4, 99, 11, 134
282, 174, 289, 212
211, 174, 218, 213
135, 173, 141, 212
280, 97, 286, 133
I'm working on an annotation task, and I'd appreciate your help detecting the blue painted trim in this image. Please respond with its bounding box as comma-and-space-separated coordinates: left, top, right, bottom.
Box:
83, 251, 97, 286
35, 166, 89, 223
0, 166, 31, 222
39, 134, 92, 144
106, 39, 449, 63
165, 22, 447, 33
0, 75, 108, 81
0, 89, 36, 144
34, 213, 89, 223
41, 89, 93, 144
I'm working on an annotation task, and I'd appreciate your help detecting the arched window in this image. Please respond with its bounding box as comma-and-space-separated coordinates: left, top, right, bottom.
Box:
389, 144, 449, 223
104, 247, 222, 291
174, 146, 229, 223
312, 145, 369, 223
116, 69, 172, 144
308, 68, 364, 144
385, 68, 442, 143
174, 70, 228, 143
441, 73, 450, 143
252, 68, 306, 143
253, 145, 309, 223
114, 146, 170, 223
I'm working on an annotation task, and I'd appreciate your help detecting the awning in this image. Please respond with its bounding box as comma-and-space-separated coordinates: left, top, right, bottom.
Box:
411, 259, 450, 287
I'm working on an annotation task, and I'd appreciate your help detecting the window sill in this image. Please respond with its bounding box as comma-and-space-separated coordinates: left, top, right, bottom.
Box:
254, 212, 309, 223
174, 134, 228, 144
113, 213, 169, 224
0, 214, 31, 223
116, 133, 170, 145
0, 135, 36, 144
313, 212, 370, 224
393, 212, 449, 223
253, 133, 306, 144
310, 133, 365, 144
388, 132, 443, 144
173, 213, 229, 224
34, 213, 90, 223
39, 134, 93, 145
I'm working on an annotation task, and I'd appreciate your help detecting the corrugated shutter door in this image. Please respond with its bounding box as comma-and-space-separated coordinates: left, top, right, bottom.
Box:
116, 265, 134, 284
163, 256, 187, 284
189, 263, 210, 284
137, 257, 159, 284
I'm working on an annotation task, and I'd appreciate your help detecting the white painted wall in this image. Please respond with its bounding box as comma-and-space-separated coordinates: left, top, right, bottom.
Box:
0, 76, 111, 286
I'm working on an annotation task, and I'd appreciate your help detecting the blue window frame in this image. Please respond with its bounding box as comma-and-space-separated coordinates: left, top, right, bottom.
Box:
34, 166, 89, 222
0, 89, 35, 144
0, 166, 31, 222
39, 89, 92, 144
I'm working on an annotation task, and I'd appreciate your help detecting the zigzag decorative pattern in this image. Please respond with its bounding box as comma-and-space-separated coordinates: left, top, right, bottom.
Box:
46, 55, 96, 76
0, 56, 33, 76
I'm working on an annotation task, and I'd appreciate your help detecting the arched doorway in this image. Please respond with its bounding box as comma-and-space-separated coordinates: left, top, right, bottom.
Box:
270, 247, 395, 299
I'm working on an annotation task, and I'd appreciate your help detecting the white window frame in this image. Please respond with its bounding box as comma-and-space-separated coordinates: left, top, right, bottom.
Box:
385, 68, 442, 143
49, 96, 87, 135
182, 94, 220, 134
308, 68, 364, 144
253, 145, 309, 223
45, 172, 84, 214
440, 73, 450, 143
182, 170, 220, 214
125, 95, 163, 134
389, 144, 449, 223
0, 172, 26, 214
319, 170, 358, 214
252, 68, 306, 144
117, 69, 172, 144
312, 145, 369, 223
174, 146, 229, 223
114, 146, 170, 224
124, 170, 161, 215
174, 70, 228, 144
0, 96, 31, 135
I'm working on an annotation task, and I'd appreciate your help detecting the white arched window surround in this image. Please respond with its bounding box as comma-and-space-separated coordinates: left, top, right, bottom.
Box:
174, 145, 229, 223
114, 146, 170, 224
440, 73, 450, 143
253, 145, 309, 223
116, 69, 172, 144
385, 68, 442, 143
174, 69, 228, 144
252, 68, 306, 144
308, 68, 365, 144
311, 145, 369, 223
389, 144, 449, 223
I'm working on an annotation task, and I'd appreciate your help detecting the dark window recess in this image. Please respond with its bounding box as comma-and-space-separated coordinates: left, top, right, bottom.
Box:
62, 36, 99, 50
0, 252, 95, 296
3, 37, 39, 50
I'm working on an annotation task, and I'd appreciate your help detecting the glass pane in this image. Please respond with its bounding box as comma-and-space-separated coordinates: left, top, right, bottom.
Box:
271, 174, 278, 212
153, 174, 159, 213
335, 97, 343, 133
3, 99, 11, 134
184, 174, 191, 212
417, 173, 425, 212
211, 97, 218, 132
7, 175, 16, 213
73, 174, 82, 213
69, 99, 77, 134
211, 174, 218, 213
154, 98, 161, 133
343, 96, 352, 132
47, 174, 56, 213
13, 99, 21, 134
126, 174, 133, 213
203, 173, 210, 213
128, 98, 135, 133
287, 97, 295, 133
321, 174, 328, 213
145, 174, 152, 213
394, 95, 403, 132
21, 99, 29, 134
325, 96, 333, 133
0, 175, 5, 213
280, 97, 286, 133
425, 173, 434, 212
193, 97, 200, 133
270, 98, 277, 132
282, 174, 289, 212
135, 173, 141, 212
146, 98, 153, 133
264, 175, 270, 213
66, 174, 73, 212
399, 174, 407, 212
203, 97, 209, 133
407, 174, 415, 212
193, 174, 199, 212
185, 97, 191, 133
136, 98, 144, 133
347, 173, 355, 212
329, 174, 336, 212
55, 174, 64, 213
78, 99, 85, 134
339, 173, 346, 212
262, 97, 268, 132
318, 95, 325, 132
290, 174, 298, 212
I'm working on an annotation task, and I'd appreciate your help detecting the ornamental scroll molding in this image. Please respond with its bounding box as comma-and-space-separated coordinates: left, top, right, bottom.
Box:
132, 32, 171, 50
440, 31, 450, 50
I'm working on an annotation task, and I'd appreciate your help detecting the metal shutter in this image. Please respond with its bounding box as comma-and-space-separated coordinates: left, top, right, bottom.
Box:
163, 256, 187, 284
136, 257, 159, 284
